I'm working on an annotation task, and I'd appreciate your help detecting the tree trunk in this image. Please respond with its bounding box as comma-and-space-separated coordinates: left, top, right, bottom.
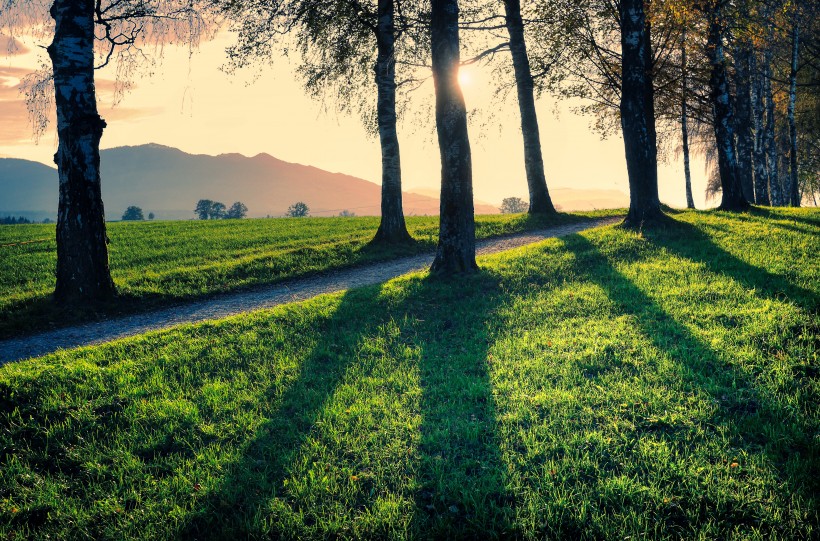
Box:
619, 0, 663, 227
48, 0, 116, 303
733, 42, 756, 203
763, 47, 782, 205
503, 0, 556, 215
680, 27, 695, 209
372, 0, 413, 244
751, 52, 770, 205
430, 0, 477, 274
787, 21, 800, 207
706, 7, 749, 211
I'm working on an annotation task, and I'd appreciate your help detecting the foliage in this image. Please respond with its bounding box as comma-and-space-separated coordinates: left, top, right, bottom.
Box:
195, 200, 246, 220
338, 210, 356, 217
0, 211, 612, 338
121, 206, 145, 221
148, 213, 155, 220
0, 209, 817, 539
224, 202, 248, 220
286, 201, 310, 218
499, 196, 528, 214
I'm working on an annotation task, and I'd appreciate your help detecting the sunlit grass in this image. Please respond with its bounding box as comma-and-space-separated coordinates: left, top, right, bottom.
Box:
0, 208, 817, 539
0, 211, 619, 338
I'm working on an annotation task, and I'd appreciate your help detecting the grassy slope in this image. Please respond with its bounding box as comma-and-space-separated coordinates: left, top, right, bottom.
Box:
0, 212, 617, 339
0, 208, 818, 540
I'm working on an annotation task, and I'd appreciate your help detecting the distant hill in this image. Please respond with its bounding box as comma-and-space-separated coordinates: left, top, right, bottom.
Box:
0, 159, 59, 222
408, 186, 629, 212
0, 144, 499, 220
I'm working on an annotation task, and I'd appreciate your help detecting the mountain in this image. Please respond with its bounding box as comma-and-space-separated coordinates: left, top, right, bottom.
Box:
0, 159, 59, 222
0, 144, 499, 220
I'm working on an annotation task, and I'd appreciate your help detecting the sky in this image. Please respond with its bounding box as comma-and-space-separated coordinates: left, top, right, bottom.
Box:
0, 31, 712, 208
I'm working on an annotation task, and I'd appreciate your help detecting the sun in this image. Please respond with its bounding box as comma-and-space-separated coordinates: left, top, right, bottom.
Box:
458, 67, 472, 87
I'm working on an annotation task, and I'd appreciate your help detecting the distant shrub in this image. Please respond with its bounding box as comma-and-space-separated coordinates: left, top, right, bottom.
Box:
196, 200, 247, 219
338, 210, 356, 217
286, 202, 310, 218
148, 212, 155, 220
225, 202, 248, 219
500, 197, 528, 214
122, 206, 145, 221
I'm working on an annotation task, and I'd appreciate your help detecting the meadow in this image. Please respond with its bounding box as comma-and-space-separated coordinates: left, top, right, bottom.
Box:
0, 208, 818, 539
0, 212, 615, 339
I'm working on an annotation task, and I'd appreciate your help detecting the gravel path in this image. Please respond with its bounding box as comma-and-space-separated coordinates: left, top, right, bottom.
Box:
0, 217, 620, 364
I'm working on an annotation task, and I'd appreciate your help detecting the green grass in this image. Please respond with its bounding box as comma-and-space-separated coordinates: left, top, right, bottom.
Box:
1, 208, 818, 539
0, 211, 619, 339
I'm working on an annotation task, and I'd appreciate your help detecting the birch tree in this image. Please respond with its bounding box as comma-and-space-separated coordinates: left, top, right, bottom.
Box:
2, 0, 209, 303
430, 0, 477, 273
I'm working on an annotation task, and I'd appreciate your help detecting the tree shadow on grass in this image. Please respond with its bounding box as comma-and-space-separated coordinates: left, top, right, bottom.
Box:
402, 273, 519, 539
643, 217, 819, 310
178, 285, 392, 538
179, 272, 515, 539
561, 233, 819, 536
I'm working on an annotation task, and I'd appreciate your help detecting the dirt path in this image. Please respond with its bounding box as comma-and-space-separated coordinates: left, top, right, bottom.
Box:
0, 217, 620, 364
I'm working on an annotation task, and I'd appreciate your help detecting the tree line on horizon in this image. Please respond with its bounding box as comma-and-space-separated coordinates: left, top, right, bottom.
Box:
0, 0, 817, 303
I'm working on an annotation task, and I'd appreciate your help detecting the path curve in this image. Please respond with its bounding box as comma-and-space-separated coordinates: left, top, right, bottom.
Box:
0, 217, 620, 364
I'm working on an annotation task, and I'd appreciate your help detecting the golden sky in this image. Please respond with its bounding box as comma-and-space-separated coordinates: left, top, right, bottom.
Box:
0, 32, 710, 208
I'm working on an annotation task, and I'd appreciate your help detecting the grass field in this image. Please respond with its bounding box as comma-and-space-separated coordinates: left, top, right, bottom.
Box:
1, 208, 818, 539
0, 212, 616, 339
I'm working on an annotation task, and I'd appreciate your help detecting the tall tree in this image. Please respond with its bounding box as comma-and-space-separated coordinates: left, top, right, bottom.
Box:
49, 0, 116, 302
787, 16, 800, 207
733, 40, 756, 203
703, 0, 748, 211
680, 25, 695, 209
619, 0, 663, 226
373, 0, 413, 242
430, 0, 477, 274
502, 0, 556, 214
751, 51, 770, 205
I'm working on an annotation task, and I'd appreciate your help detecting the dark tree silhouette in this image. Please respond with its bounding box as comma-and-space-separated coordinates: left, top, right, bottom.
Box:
430, 0, 477, 274
286, 202, 310, 217
704, 1, 749, 211
225, 202, 248, 219
50, 0, 116, 302
502, 0, 556, 215
122, 206, 145, 220
619, 0, 663, 227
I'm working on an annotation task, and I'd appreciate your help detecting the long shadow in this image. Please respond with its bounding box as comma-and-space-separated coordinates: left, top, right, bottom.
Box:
643, 217, 819, 310
179, 272, 515, 538
179, 286, 391, 538
561, 233, 819, 536
403, 273, 519, 539
746, 207, 820, 228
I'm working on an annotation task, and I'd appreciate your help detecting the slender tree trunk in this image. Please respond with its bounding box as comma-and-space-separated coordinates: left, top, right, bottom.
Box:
681, 27, 695, 209
503, 0, 555, 215
706, 6, 749, 211
751, 52, 770, 205
48, 0, 116, 303
430, 0, 477, 274
619, 0, 663, 227
787, 21, 800, 207
763, 47, 782, 205
372, 0, 413, 243
733, 42, 756, 202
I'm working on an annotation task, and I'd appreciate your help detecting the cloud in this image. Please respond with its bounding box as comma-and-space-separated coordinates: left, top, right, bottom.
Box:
0, 66, 163, 146
0, 35, 31, 56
